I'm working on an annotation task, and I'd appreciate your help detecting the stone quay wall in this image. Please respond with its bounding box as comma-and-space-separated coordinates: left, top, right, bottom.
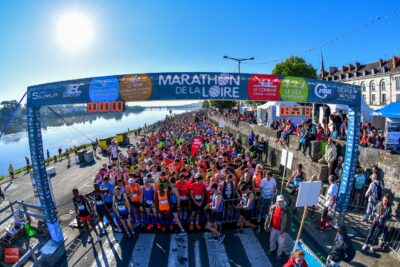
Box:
208, 115, 400, 203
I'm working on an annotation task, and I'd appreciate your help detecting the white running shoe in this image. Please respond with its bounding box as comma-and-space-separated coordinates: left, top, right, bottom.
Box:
362, 244, 367, 251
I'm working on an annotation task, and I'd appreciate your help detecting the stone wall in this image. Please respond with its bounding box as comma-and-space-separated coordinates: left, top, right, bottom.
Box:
209, 115, 400, 200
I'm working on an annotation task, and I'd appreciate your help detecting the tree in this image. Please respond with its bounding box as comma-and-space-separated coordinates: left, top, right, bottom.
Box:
202, 100, 210, 108
271, 56, 317, 78
209, 101, 236, 110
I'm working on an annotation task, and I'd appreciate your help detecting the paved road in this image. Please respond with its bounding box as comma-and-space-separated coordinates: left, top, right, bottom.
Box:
66, 228, 294, 267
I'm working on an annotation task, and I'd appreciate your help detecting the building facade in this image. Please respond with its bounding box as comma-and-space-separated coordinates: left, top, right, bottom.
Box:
320, 56, 400, 108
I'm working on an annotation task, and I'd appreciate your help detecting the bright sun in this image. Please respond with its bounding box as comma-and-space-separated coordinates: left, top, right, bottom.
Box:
56, 12, 94, 53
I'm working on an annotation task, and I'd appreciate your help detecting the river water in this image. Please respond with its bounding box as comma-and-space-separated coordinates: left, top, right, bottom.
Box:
0, 109, 191, 176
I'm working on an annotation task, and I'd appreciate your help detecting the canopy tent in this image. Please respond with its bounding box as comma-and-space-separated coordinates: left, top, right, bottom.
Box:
372, 102, 400, 119
318, 98, 374, 124
256, 101, 307, 126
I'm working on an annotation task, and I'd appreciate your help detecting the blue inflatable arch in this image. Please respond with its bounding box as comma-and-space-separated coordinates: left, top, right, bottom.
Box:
26, 72, 361, 241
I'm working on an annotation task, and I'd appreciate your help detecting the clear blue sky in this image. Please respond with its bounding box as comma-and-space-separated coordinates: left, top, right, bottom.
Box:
1, 0, 400, 103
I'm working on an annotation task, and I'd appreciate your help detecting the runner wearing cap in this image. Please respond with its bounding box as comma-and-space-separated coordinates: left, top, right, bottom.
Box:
257, 170, 277, 234
141, 177, 158, 230
189, 174, 206, 231
126, 176, 143, 227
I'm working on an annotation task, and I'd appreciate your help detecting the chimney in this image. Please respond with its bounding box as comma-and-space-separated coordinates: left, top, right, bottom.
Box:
348, 64, 354, 71
341, 66, 348, 73
379, 59, 384, 68
392, 56, 399, 69
328, 66, 337, 75
355, 61, 361, 71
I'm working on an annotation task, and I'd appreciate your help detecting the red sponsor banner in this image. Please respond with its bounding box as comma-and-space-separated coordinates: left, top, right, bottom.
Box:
247, 74, 280, 100
191, 137, 203, 156
4, 248, 19, 263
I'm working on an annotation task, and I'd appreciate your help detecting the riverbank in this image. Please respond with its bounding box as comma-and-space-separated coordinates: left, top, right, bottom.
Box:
0, 118, 161, 183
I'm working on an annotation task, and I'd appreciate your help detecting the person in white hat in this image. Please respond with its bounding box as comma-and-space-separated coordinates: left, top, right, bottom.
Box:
264, 195, 293, 261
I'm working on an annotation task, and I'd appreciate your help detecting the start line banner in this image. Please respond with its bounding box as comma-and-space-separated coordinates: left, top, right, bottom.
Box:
27, 72, 361, 107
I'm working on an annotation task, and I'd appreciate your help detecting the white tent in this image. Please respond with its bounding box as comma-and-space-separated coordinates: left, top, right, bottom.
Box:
257, 101, 301, 126
318, 98, 374, 124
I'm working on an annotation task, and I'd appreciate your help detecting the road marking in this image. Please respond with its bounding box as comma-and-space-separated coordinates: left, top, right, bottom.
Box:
238, 229, 273, 267
128, 234, 155, 267
193, 239, 201, 267
168, 234, 188, 267
91, 232, 123, 267
205, 239, 230, 267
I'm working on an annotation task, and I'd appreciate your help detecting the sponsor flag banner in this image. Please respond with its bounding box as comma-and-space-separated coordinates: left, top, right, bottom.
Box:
191, 136, 203, 156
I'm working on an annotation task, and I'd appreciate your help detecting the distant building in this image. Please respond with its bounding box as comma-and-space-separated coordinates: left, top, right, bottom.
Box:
320, 56, 400, 108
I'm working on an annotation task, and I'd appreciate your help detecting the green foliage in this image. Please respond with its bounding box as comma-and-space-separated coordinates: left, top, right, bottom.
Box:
202, 100, 210, 108
246, 101, 266, 107
209, 101, 237, 109
272, 56, 317, 78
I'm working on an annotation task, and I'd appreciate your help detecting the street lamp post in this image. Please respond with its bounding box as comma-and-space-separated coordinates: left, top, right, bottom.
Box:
223, 55, 255, 114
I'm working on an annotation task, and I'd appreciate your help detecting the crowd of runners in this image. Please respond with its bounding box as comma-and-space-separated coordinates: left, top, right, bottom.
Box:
71, 111, 362, 266
72, 112, 281, 244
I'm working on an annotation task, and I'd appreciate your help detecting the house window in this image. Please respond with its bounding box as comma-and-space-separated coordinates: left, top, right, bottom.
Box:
380, 80, 386, 91
397, 94, 400, 102
396, 79, 400, 90
362, 94, 366, 100
361, 82, 366, 92
371, 94, 376, 104
382, 94, 386, 104
370, 81, 376, 91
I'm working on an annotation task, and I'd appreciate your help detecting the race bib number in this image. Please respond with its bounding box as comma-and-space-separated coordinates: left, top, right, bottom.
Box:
160, 200, 168, 205
95, 200, 104, 206
132, 193, 137, 198
77, 204, 85, 211
180, 195, 187, 200
195, 195, 202, 201
146, 200, 153, 205
117, 205, 126, 211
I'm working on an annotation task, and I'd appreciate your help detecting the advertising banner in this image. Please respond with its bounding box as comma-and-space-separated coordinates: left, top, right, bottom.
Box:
385, 119, 400, 150
27, 73, 360, 107
191, 136, 203, 156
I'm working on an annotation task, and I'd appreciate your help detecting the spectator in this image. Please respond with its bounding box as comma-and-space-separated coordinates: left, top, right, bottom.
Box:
264, 195, 292, 260
362, 194, 392, 253
326, 226, 355, 266
322, 104, 331, 135
276, 119, 287, 141
352, 167, 366, 208
8, 164, 14, 180
318, 138, 337, 176
320, 175, 338, 231
299, 119, 316, 157
58, 147, 63, 160
363, 173, 383, 222
249, 130, 255, 146
279, 120, 295, 146
283, 249, 308, 267
338, 128, 347, 141
360, 131, 369, 147
257, 137, 266, 162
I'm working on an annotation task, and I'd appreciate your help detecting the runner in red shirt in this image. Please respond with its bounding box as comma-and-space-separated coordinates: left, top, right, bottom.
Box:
189, 174, 206, 230
176, 174, 191, 221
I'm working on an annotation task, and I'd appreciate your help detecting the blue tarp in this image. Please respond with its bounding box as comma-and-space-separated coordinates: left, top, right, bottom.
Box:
372, 102, 400, 119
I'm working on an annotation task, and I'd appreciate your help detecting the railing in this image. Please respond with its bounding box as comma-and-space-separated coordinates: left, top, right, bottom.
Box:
0, 200, 45, 228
